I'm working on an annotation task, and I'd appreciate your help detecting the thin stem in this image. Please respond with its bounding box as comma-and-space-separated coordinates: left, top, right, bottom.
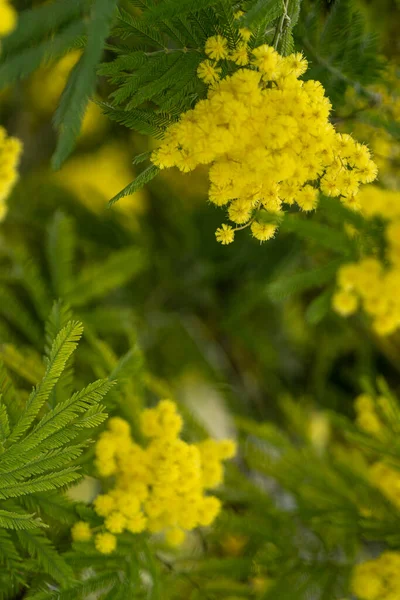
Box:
272, 0, 290, 50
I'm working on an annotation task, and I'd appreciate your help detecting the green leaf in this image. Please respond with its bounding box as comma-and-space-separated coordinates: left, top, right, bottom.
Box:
281, 215, 354, 255
65, 247, 145, 307
1, 0, 88, 55
267, 260, 342, 301
108, 165, 160, 206
7, 321, 83, 444
242, 0, 284, 27
0, 510, 44, 531
0, 20, 85, 89
305, 289, 333, 325
46, 212, 76, 297
16, 529, 74, 585
52, 0, 118, 168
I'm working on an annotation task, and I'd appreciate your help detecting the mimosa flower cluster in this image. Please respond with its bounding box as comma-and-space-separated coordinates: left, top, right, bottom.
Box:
0, 0, 16, 38
0, 126, 22, 221
333, 187, 400, 336
151, 36, 377, 244
353, 394, 400, 511
351, 551, 400, 600
72, 401, 236, 553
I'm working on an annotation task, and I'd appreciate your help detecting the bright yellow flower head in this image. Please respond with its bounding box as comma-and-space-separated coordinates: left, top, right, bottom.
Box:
93, 401, 236, 549
71, 521, 92, 542
0, 127, 23, 221
197, 59, 222, 84
95, 532, 117, 554
215, 224, 235, 245
205, 35, 229, 61
351, 552, 400, 600
0, 0, 17, 37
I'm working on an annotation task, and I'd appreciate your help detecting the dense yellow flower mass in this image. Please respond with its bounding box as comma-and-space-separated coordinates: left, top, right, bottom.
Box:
0, 0, 17, 37
333, 187, 400, 336
0, 126, 22, 221
151, 36, 377, 244
351, 552, 400, 600
77, 401, 235, 553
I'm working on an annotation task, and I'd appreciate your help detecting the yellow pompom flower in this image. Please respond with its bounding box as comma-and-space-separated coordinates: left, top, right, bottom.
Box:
205, 35, 229, 61
71, 521, 92, 542
197, 60, 222, 84
94, 494, 116, 517
230, 44, 249, 66
95, 532, 117, 554
251, 222, 277, 242
165, 527, 186, 547
105, 511, 126, 534
0, 0, 17, 37
332, 290, 359, 317
215, 224, 235, 245
0, 127, 23, 221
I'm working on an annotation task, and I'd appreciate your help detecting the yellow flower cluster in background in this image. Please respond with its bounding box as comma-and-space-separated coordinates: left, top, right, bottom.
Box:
72, 401, 236, 553
332, 187, 400, 336
369, 461, 400, 511
351, 551, 400, 600
151, 35, 377, 244
28, 51, 108, 140
0, 0, 16, 38
354, 393, 386, 437
55, 142, 146, 220
0, 126, 22, 221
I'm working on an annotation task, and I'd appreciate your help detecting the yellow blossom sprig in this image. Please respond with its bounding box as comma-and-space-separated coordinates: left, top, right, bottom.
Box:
332, 187, 400, 336
71, 401, 236, 554
351, 551, 400, 600
0, 126, 23, 222
151, 33, 377, 245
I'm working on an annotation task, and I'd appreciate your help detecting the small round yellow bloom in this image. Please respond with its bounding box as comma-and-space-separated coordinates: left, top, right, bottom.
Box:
107, 417, 131, 437
95, 532, 117, 554
105, 511, 126, 534
197, 60, 222, 85
165, 527, 186, 547
205, 35, 229, 61
94, 494, 116, 517
71, 521, 92, 542
332, 290, 359, 317
0, 0, 17, 37
216, 224, 235, 245
251, 221, 277, 242
126, 512, 147, 534
229, 44, 249, 66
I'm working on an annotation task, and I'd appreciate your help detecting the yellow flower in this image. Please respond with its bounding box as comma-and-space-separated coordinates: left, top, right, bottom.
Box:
332, 290, 359, 317
93, 404, 236, 552
95, 532, 117, 554
151, 39, 376, 244
0, 0, 17, 37
71, 521, 92, 542
230, 44, 249, 66
94, 494, 116, 517
165, 527, 186, 547
197, 59, 222, 85
205, 35, 229, 61
251, 222, 277, 242
0, 127, 23, 220
216, 224, 235, 245
105, 511, 127, 534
